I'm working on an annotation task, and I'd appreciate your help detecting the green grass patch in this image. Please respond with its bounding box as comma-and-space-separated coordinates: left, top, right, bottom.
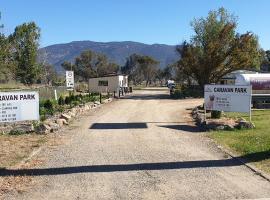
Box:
209, 110, 270, 174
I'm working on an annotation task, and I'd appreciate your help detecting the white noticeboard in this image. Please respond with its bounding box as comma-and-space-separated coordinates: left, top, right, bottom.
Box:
0, 91, 39, 122
66, 71, 74, 89
204, 85, 252, 113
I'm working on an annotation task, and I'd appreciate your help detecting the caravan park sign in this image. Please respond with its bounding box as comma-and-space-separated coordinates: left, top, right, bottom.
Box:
0, 91, 39, 122
204, 85, 252, 113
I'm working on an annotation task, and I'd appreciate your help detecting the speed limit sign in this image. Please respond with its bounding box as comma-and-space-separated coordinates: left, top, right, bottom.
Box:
66, 71, 74, 89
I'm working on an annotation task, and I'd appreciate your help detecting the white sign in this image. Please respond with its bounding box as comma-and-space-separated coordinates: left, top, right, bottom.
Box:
0, 91, 39, 122
204, 85, 252, 113
66, 71, 74, 89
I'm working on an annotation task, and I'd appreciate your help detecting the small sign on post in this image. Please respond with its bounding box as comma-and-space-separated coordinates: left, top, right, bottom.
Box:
0, 91, 39, 122
204, 84, 252, 121
66, 71, 74, 90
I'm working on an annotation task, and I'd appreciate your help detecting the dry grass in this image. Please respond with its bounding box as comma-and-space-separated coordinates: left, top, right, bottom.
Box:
0, 134, 47, 168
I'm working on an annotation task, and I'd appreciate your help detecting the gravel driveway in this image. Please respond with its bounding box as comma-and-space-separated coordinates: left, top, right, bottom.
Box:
3, 89, 270, 200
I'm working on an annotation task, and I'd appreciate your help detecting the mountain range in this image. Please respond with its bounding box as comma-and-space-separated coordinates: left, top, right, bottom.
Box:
39, 41, 179, 74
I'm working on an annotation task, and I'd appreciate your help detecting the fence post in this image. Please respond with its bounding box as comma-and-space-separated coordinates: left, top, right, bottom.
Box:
99, 93, 102, 104
54, 89, 58, 101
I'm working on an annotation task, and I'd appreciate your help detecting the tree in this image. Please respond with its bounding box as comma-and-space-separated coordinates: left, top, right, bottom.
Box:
0, 12, 15, 83
40, 63, 57, 85
176, 8, 261, 89
10, 22, 41, 84
62, 50, 119, 81
121, 54, 159, 86
137, 56, 159, 86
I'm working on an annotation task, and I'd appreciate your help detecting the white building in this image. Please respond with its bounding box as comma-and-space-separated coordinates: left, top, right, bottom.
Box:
88, 75, 128, 93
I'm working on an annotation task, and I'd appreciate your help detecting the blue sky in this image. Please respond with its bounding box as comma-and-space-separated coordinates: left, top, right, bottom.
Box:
1, 0, 270, 49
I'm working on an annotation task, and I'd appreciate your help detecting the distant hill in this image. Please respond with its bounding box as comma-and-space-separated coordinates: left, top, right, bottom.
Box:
39, 41, 179, 74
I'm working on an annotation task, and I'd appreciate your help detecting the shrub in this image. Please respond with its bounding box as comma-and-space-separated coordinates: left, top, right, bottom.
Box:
211, 110, 222, 119
44, 99, 54, 110
65, 96, 72, 105
58, 96, 65, 105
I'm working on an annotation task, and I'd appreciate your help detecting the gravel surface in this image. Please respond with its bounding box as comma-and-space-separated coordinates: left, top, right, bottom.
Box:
3, 90, 270, 200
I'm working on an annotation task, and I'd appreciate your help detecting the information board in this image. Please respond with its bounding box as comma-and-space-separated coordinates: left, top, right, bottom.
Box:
204, 85, 252, 113
0, 91, 39, 122
66, 71, 74, 89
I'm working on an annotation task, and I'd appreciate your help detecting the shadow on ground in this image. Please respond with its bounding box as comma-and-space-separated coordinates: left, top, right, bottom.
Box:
0, 151, 269, 177
90, 123, 148, 129
158, 124, 202, 132
123, 94, 171, 100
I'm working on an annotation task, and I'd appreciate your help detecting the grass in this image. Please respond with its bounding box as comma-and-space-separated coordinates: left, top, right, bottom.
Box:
0, 134, 48, 168
208, 110, 270, 174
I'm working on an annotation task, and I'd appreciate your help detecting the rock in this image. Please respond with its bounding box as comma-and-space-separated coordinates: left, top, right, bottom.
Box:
56, 118, 68, 126
35, 123, 51, 134
94, 101, 101, 105
236, 120, 255, 129
12, 124, 34, 134
224, 124, 235, 130
48, 122, 60, 132
84, 105, 90, 110
215, 125, 225, 130
60, 113, 72, 121
68, 111, 76, 117
196, 114, 204, 125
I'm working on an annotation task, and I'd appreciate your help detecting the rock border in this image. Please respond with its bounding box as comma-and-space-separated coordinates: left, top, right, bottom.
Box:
0, 98, 113, 135
191, 107, 255, 131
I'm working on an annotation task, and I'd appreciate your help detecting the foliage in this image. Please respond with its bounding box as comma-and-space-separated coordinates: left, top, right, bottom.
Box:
10, 22, 41, 85
211, 110, 222, 119
176, 7, 261, 89
58, 96, 65, 105
0, 13, 15, 83
61, 50, 119, 81
121, 54, 159, 85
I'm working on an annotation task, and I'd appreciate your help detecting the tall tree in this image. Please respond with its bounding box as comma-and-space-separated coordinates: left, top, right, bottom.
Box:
10, 22, 41, 84
176, 8, 261, 89
0, 12, 15, 83
122, 54, 159, 85
62, 50, 119, 81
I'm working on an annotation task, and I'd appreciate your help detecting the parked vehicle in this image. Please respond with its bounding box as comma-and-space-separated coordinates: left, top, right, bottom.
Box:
235, 73, 270, 108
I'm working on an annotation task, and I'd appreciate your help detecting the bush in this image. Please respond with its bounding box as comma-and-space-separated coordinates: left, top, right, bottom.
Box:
211, 110, 222, 119
58, 96, 65, 105
65, 96, 72, 105
44, 99, 54, 110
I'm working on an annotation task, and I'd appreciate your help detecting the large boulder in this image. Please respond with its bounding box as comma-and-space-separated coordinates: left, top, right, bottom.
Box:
35, 123, 51, 134
9, 124, 34, 134
236, 120, 255, 129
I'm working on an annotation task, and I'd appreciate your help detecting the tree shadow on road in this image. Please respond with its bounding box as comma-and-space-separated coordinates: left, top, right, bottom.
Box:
0, 151, 269, 177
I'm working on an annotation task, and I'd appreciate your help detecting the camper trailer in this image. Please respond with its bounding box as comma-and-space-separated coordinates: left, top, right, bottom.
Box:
88, 75, 128, 94
235, 73, 270, 108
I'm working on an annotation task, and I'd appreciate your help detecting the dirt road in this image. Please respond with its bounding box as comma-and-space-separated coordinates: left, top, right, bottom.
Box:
3, 90, 270, 200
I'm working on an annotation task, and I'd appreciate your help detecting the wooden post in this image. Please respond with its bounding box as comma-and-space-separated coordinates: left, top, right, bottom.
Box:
99, 93, 102, 104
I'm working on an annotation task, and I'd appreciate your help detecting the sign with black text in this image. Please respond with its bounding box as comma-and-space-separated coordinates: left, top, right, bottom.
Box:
204, 85, 252, 113
66, 71, 74, 89
0, 91, 39, 122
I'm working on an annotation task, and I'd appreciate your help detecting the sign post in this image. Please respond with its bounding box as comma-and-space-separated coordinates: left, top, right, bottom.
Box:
204, 84, 252, 120
0, 91, 39, 122
66, 71, 74, 90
